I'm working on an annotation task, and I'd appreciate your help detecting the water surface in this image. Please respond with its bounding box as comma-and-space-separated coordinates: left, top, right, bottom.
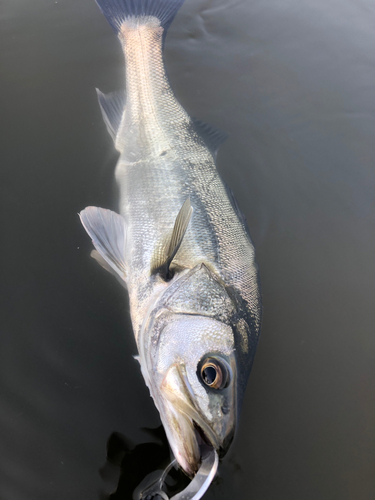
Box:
1, 0, 374, 499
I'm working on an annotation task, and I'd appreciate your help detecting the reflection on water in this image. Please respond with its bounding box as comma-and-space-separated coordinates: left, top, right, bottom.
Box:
1, 0, 375, 499
99, 427, 190, 499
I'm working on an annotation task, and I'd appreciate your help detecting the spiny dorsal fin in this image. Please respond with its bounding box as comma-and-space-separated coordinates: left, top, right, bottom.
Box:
96, 88, 126, 151
151, 198, 193, 279
192, 118, 228, 159
79, 207, 127, 281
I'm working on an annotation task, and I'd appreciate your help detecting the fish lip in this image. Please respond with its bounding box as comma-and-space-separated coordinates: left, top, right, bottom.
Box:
193, 418, 234, 460
160, 363, 221, 475
170, 405, 219, 477
186, 406, 220, 452
179, 418, 215, 478
189, 407, 235, 468
175, 383, 221, 458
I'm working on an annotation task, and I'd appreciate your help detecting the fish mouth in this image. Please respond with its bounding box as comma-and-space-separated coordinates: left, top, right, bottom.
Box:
173, 409, 217, 478
193, 420, 216, 462
193, 418, 234, 462
193, 420, 211, 448
160, 363, 221, 477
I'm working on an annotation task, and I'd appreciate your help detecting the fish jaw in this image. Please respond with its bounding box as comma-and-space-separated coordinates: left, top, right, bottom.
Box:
162, 400, 200, 477
136, 275, 239, 477
159, 363, 233, 477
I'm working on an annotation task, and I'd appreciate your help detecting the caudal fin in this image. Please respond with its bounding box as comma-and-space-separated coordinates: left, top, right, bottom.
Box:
95, 0, 185, 34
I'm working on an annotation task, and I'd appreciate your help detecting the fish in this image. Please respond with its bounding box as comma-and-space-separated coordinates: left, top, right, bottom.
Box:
79, 0, 261, 486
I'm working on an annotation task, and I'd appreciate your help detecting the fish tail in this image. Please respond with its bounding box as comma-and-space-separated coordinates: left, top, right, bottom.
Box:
95, 0, 185, 36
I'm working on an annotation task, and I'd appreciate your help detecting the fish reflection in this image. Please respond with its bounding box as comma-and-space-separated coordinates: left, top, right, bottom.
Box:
99, 427, 189, 499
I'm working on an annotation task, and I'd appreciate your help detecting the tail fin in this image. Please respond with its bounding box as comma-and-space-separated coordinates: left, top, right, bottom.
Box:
95, 0, 185, 34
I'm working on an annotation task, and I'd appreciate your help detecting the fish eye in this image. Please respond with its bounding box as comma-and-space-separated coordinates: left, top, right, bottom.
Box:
199, 357, 229, 390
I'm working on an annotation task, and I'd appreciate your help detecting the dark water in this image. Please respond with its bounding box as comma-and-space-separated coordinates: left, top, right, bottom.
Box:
1, 0, 375, 499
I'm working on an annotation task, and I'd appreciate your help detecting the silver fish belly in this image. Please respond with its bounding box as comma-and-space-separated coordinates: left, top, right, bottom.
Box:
80, 0, 261, 483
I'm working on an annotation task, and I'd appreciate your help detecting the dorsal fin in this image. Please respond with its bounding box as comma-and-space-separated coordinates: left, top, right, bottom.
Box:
96, 88, 126, 151
151, 198, 193, 280
192, 118, 228, 159
223, 182, 252, 239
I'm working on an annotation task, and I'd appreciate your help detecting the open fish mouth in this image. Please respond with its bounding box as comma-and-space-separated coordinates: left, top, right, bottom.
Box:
193, 420, 211, 448
160, 363, 222, 477
181, 415, 217, 477
193, 418, 234, 464
193, 420, 215, 459
166, 406, 218, 477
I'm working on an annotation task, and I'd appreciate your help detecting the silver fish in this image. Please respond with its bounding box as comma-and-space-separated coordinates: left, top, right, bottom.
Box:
80, 0, 261, 484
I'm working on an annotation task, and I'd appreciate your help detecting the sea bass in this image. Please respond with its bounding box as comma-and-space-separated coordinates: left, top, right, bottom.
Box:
80, 0, 261, 483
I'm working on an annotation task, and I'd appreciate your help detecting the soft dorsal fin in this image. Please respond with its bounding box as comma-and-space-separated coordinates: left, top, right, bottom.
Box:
223, 182, 252, 239
192, 118, 228, 159
151, 198, 193, 280
79, 207, 127, 280
96, 89, 126, 151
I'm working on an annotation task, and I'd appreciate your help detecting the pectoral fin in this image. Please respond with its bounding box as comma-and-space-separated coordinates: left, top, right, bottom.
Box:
79, 207, 127, 281
151, 198, 193, 279
90, 250, 127, 288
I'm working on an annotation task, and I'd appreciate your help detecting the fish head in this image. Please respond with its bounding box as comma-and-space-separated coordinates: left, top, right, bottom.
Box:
142, 264, 254, 477
155, 314, 237, 476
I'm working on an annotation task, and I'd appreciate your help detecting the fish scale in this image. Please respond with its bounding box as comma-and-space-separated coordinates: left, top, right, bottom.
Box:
80, 0, 261, 496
